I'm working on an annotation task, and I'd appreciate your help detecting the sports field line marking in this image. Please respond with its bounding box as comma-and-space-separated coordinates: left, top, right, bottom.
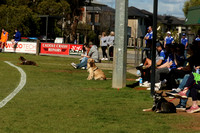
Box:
0, 61, 26, 108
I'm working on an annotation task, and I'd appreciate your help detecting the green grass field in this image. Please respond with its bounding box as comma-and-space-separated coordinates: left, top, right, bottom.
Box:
0, 53, 199, 133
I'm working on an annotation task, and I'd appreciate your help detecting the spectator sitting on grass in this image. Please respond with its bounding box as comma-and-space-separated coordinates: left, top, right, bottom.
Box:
71, 41, 99, 69
79, 43, 90, 62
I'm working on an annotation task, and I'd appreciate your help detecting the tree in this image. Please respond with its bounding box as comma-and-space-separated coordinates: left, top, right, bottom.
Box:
0, 5, 40, 38
36, 0, 70, 16
183, 0, 200, 34
65, 0, 91, 43
183, 0, 200, 16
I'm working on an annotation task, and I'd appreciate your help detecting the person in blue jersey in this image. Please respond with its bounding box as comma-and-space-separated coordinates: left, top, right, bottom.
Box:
181, 33, 188, 49
162, 44, 200, 90
164, 31, 174, 48
181, 33, 188, 58
153, 43, 178, 90
137, 42, 167, 88
144, 26, 153, 58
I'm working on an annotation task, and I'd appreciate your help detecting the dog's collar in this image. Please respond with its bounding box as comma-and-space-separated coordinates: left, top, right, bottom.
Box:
93, 67, 98, 71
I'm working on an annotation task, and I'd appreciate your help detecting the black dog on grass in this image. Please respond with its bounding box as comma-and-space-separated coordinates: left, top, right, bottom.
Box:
152, 92, 176, 113
143, 92, 176, 113
19, 56, 37, 66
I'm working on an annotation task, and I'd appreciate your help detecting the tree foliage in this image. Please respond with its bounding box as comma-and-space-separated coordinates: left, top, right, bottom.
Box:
183, 0, 200, 34
0, 0, 71, 38
183, 0, 200, 16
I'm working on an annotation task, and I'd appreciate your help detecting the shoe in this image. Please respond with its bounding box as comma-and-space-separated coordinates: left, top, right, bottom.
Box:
71, 63, 77, 69
141, 81, 150, 87
176, 104, 186, 111
177, 91, 188, 99
105, 58, 108, 61
101, 58, 105, 60
155, 82, 161, 88
172, 88, 181, 92
165, 90, 179, 96
81, 67, 86, 70
186, 106, 200, 113
147, 87, 159, 91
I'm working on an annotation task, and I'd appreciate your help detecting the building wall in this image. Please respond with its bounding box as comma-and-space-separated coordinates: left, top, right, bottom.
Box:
128, 19, 138, 39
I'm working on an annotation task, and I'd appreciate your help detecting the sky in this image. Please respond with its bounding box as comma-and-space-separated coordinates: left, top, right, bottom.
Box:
95, 0, 188, 18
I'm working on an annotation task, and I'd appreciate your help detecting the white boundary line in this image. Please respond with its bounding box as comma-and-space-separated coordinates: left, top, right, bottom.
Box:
0, 61, 26, 108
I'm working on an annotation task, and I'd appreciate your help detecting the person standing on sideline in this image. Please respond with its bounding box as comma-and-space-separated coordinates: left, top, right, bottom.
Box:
164, 31, 174, 48
100, 32, 108, 61
144, 26, 153, 58
13, 29, 21, 52
107, 31, 115, 60
181, 33, 188, 57
0, 28, 9, 52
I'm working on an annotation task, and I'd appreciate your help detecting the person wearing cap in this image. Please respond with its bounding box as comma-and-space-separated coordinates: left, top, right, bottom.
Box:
136, 42, 166, 88
181, 33, 188, 49
181, 33, 188, 58
144, 26, 153, 58
164, 31, 174, 48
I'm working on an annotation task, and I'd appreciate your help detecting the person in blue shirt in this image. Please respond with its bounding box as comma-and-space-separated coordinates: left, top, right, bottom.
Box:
181, 33, 188, 49
164, 31, 174, 48
13, 29, 21, 52
181, 33, 188, 58
144, 26, 153, 58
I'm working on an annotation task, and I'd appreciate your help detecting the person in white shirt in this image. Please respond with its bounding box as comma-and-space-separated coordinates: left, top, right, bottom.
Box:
100, 32, 108, 60
107, 31, 115, 60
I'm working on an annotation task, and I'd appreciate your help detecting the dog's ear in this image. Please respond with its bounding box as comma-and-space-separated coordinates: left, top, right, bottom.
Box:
90, 60, 94, 67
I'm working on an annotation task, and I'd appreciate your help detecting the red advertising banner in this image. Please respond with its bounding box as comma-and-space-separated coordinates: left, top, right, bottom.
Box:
69, 44, 83, 55
40, 43, 70, 55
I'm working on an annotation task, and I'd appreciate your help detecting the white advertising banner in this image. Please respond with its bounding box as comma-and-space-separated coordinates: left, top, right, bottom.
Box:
4, 41, 37, 54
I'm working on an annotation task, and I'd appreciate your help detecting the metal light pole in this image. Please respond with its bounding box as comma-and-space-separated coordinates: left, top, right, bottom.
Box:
112, 0, 128, 88
150, 0, 158, 95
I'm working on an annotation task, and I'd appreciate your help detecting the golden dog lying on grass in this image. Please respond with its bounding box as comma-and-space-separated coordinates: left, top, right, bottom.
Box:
87, 58, 106, 80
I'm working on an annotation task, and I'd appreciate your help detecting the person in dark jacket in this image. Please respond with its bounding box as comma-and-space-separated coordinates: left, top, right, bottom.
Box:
13, 29, 21, 52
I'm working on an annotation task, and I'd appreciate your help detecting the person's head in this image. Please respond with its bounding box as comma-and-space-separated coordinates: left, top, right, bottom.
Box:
182, 33, 186, 38
89, 41, 93, 47
167, 31, 171, 36
2, 28, 5, 32
148, 26, 152, 32
110, 31, 114, 36
156, 42, 162, 52
102, 32, 106, 36
15, 28, 18, 32
170, 43, 177, 53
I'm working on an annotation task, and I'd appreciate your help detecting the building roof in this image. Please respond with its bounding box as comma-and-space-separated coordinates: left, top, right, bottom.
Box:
157, 15, 185, 25
128, 6, 146, 18
185, 6, 200, 25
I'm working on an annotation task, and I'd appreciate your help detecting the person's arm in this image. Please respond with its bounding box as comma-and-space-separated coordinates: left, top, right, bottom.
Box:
144, 33, 149, 40
156, 59, 163, 66
185, 42, 188, 49
164, 37, 166, 48
157, 61, 170, 69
